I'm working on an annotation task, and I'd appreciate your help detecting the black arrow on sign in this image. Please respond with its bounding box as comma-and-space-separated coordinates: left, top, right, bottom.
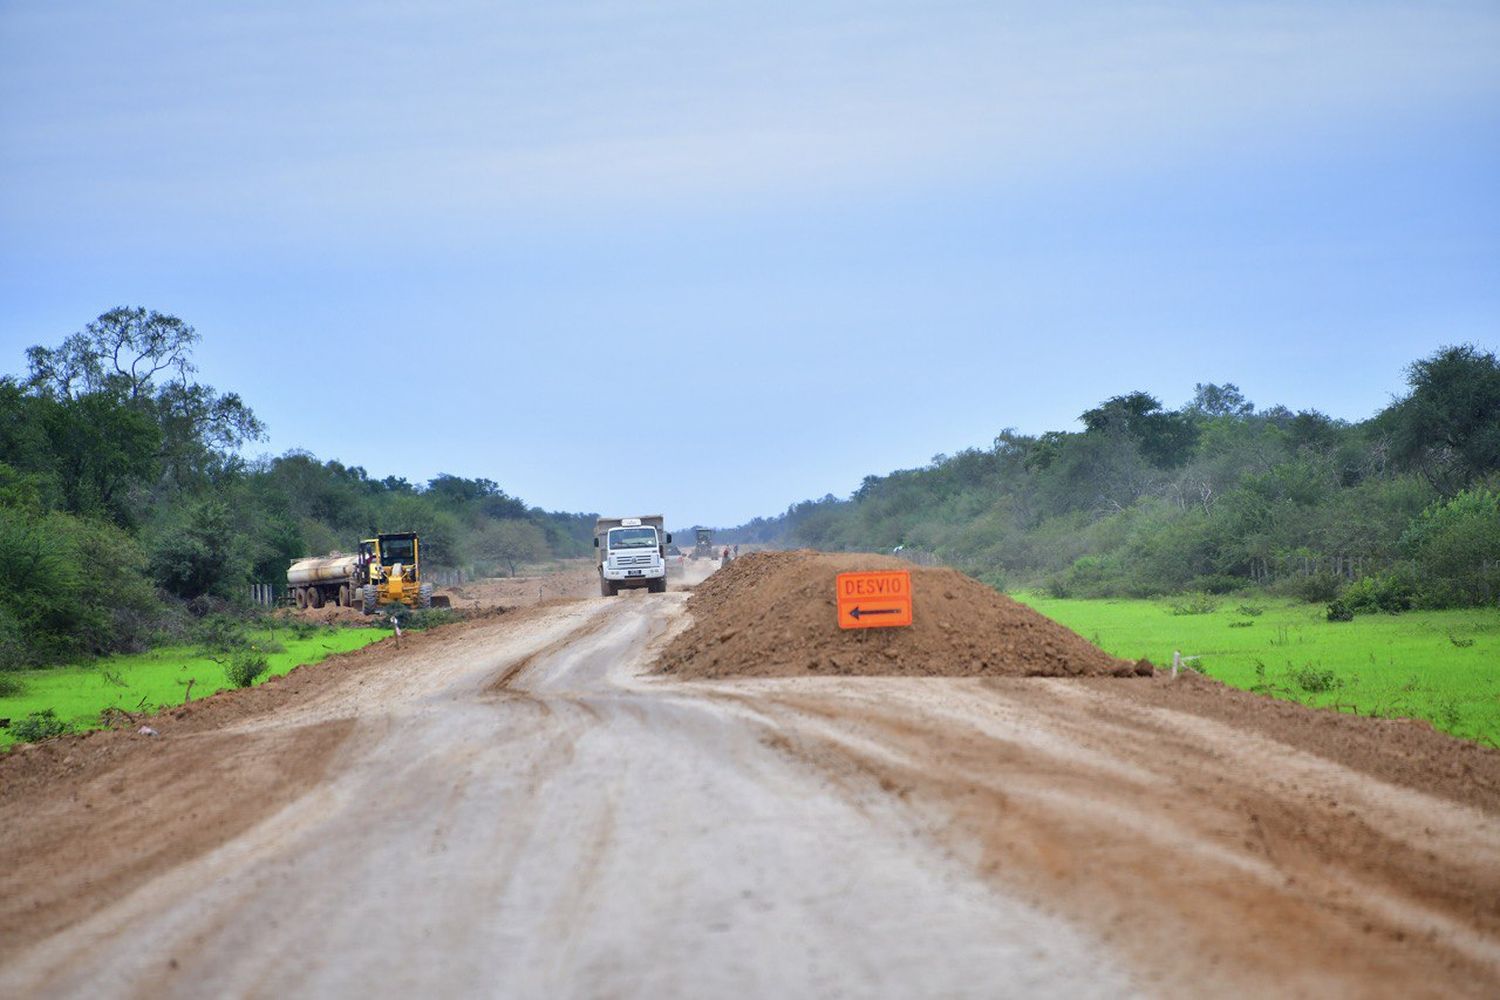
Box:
849, 606, 900, 620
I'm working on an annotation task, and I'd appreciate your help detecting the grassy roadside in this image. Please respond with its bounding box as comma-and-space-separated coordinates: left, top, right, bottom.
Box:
1014, 592, 1500, 746
0, 625, 387, 749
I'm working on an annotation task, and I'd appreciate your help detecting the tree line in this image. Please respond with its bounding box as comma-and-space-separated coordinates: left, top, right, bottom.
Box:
0, 308, 596, 668
722, 345, 1500, 612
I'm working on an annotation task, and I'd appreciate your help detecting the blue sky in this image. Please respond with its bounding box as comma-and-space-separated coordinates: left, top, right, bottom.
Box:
3, 1, 1498, 524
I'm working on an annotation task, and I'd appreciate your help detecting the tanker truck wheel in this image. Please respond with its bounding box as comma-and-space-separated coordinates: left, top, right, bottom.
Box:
337, 584, 349, 608
308, 586, 324, 609
418, 582, 433, 609
294, 588, 307, 610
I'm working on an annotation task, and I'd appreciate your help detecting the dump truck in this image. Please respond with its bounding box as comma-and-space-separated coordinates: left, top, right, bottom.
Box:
692, 527, 714, 560
595, 516, 671, 596
288, 532, 449, 614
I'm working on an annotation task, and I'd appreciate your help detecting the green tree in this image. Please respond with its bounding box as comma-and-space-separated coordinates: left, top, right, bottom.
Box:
1402, 487, 1500, 606
1383, 344, 1500, 494
383, 494, 464, 567
36, 391, 160, 523
25, 308, 264, 498
1186, 382, 1254, 418
149, 499, 249, 600
475, 519, 548, 576
1080, 391, 1199, 469
25, 307, 197, 400
0, 509, 156, 665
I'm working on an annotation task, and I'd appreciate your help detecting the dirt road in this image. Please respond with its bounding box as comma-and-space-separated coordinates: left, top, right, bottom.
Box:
3, 590, 1498, 997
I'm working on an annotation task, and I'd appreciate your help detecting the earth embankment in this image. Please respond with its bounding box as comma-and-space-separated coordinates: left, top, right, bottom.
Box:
658, 550, 1151, 679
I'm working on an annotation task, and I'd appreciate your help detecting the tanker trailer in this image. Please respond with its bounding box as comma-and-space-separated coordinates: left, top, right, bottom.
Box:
287, 553, 362, 610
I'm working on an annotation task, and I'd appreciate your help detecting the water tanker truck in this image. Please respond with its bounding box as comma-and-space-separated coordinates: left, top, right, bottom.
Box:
288, 532, 448, 614
595, 516, 671, 596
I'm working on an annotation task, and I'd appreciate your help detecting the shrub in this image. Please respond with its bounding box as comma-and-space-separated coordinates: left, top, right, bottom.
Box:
1401, 488, 1500, 607
1049, 554, 1129, 599
1326, 600, 1355, 622
12, 709, 69, 742
194, 613, 251, 652
1236, 604, 1266, 617
386, 607, 458, 631
1168, 593, 1219, 616
1434, 697, 1463, 731
224, 653, 269, 688
975, 568, 1008, 592
1251, 659, 1269, 690
288, 619, 321, 640
1272, 571, 1345, 604
1188, 574, 1251, 595
149, 499, 250, 601
0, 508, 159, 666
0, 673, 25, 697
1342, 572, 1415, 614
1290, 663, 1340, 694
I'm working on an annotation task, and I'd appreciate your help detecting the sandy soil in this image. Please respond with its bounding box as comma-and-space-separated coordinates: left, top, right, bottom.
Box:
435, 561, 602, 609
427, 555, 716, 611
2, 573, 1497, 997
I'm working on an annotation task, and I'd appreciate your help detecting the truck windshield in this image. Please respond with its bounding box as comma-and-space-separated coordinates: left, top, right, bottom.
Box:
382, 537, 415, 564
608, 527, 658, 549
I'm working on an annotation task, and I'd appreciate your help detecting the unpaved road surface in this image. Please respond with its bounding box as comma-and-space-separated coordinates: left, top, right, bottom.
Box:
4, 591, 1498, 997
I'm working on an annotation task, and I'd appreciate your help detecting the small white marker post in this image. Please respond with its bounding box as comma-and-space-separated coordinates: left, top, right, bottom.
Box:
1171, 650, 1201, 678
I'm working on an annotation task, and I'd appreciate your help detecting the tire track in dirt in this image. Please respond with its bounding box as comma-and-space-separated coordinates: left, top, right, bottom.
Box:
0, 717, 354, 963
0, 598, 614, 970
737, 678, 1500, 998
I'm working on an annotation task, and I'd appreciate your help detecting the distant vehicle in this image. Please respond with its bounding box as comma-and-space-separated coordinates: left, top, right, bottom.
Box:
692, 527, 714, 560
595, 516, 671, 596
288, 532, 450, 614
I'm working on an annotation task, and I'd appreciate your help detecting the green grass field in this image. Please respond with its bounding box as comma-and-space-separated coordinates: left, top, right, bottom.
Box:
1013, 592, 1500, 745
0, 626, 387, 748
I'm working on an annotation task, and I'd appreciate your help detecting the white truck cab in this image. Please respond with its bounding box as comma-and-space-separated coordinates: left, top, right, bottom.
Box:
595, 515, 671, 596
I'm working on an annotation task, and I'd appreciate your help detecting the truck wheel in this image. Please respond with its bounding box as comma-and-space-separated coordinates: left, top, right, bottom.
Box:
418, 582, 433, 609
362, 585, 379, 615
294, 588, 306, 610
337, 584, 349, 608
650, 577, 666, 594
309, 587, 324, 609
600, 578, 614, 597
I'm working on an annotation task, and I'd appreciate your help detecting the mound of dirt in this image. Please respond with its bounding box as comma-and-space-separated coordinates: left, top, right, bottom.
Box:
657, 550, 1149, 679
286, 604, 368, 625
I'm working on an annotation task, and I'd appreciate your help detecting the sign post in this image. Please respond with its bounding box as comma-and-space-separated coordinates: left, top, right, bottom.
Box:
836, 570, 914, 630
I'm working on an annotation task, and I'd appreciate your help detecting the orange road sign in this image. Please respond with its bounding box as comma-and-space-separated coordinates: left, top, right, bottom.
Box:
836, 570, 913, 630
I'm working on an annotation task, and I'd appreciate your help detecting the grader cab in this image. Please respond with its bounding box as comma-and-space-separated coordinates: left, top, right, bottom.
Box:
692, 528, 714, 560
